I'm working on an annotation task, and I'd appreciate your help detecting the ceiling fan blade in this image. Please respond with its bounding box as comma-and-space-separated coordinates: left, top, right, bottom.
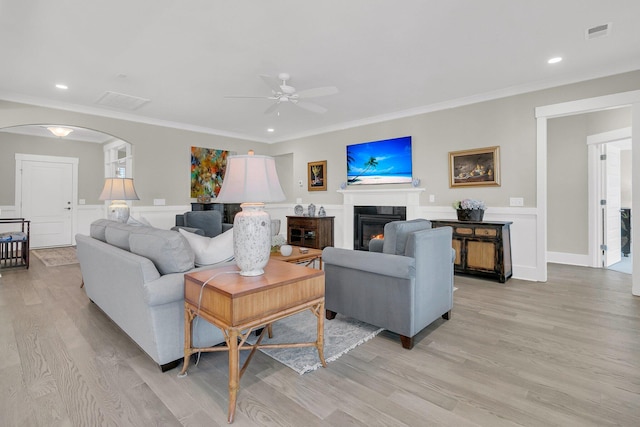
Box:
260, 74, 281, 93
296, 86, 339, 99
224, 95, 274, 99
294, 100, 327, 114
264, 102, 280, 115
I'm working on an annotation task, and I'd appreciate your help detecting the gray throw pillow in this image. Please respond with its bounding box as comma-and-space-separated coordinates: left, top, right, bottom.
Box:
89, 219, 113, 242
129, 229, 195, 274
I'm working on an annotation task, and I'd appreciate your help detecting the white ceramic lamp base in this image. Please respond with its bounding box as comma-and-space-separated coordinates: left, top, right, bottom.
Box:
107, 200, 130, 223
233, 203, 271, 276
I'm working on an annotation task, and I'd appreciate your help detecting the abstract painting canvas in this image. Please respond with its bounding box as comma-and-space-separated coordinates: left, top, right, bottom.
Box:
190, 146, 231, 198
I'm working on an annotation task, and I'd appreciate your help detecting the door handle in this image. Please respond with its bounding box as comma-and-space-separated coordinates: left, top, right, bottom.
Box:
64, 207, 71, 210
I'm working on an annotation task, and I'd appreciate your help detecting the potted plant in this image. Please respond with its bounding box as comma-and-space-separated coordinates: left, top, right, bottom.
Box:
453, 199, 486, 221
271, 234, 287, 253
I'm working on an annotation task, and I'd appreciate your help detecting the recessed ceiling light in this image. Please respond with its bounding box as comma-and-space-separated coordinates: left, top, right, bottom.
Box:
547, 57, 563, 64
55, 83, 68, 90
267, 128, 275, 132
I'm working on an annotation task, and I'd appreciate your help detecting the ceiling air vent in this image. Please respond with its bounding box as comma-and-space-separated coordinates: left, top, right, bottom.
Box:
586, 23, 611, 40
96, 91, 150, 110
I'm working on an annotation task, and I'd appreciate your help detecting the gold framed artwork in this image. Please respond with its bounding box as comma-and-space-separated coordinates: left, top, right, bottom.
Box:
308, 160, 327, 191
449, 146, 500, 187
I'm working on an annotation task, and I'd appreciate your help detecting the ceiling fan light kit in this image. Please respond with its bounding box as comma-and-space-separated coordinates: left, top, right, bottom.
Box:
226, 72, 338, 114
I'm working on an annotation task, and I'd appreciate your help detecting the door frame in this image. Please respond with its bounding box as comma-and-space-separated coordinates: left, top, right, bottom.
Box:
587, 127, 631, 268
15, 153, 79, 246
536, 89, 640, 295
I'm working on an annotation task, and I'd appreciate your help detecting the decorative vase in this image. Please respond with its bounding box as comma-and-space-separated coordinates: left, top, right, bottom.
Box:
457, 209, 484, 221
307, 203, 316, 217
270, 219, 281, 236
279, 244, 293, 256
318, 206, 326, 217
233, 204, 271, 276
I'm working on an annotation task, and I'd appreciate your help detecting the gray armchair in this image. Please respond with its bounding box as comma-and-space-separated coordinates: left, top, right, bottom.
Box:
172, 210, 232, 237
322, 219, 454, 349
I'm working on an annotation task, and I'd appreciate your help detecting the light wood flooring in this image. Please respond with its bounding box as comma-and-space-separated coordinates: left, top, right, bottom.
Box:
0, 257, 638, 426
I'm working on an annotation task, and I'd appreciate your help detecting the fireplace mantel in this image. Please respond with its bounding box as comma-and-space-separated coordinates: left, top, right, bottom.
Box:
338, 188, 424, 207
338, 187, 425, 248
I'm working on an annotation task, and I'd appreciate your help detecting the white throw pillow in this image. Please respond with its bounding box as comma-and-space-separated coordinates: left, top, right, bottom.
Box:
178, 228, 235, 266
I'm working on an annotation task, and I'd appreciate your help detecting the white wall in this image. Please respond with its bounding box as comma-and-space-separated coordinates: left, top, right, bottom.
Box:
621, 149, 632, 207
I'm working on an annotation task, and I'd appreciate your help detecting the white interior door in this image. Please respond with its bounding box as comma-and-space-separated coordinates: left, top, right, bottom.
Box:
603, 145, 622, 266
16, 154, 78, 248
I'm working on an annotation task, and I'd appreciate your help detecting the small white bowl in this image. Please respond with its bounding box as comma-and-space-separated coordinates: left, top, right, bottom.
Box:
279, 244, 293, 256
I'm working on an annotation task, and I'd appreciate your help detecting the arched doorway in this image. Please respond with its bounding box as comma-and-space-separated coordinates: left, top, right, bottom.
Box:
0, 124, 131, 247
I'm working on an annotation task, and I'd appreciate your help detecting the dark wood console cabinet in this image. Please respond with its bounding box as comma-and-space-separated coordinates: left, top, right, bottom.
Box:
431, 219, 513, 283
287, 216, 334, 249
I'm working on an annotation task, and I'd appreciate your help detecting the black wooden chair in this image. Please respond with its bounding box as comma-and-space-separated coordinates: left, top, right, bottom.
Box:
0, 218, 30, 269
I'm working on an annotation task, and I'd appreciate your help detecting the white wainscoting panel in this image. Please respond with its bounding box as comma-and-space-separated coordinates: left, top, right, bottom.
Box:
76, 202, 545, 282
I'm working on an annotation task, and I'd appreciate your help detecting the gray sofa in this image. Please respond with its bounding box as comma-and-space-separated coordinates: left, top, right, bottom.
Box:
76, 219, 227, 371
322, 219, 454, 349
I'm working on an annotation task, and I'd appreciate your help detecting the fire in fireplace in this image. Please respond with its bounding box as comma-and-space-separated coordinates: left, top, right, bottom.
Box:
354, 206, 406, 251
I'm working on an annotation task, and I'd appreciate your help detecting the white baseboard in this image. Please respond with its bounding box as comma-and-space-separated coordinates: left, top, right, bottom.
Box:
547, 251, 590, 267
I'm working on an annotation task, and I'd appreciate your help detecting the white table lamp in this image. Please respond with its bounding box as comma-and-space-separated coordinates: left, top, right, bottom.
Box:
215, 152, 285, 276
99, 178, 140, 223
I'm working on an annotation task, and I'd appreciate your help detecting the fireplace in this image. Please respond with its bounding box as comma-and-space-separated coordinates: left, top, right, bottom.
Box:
354, 206, 406, 251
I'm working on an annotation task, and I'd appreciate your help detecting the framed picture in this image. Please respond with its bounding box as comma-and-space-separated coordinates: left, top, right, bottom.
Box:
449, 146, 500, 187
190, 146, 231, 198
308, 160, 327, 191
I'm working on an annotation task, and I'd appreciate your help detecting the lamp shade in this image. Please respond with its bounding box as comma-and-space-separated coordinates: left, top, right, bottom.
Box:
99, 178, 139, 223
99, 178, 140, 201
215, 154, 285, 204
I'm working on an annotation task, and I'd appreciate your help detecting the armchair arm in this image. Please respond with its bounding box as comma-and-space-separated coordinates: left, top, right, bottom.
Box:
322, 247, 415, 279
368, 238, 384, 253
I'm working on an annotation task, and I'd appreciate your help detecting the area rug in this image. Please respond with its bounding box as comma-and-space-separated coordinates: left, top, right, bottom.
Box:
32, 246, 79, 267
247, 311, 383, 375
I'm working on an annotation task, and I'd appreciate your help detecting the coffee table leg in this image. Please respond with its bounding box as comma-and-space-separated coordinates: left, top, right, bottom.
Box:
227, 328, 240, 423
316, 301, 326, 368
179, 304, 194, 376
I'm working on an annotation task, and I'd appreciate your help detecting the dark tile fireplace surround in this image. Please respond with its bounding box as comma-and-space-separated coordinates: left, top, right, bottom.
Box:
354, 206, 406, 251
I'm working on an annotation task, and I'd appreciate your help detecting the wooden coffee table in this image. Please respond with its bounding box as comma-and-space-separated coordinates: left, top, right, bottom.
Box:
270, 245, 323, 269
179, 260, 326, 423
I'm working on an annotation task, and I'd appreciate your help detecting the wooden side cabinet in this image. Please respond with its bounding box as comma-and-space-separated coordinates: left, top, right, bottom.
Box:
287, 216, 334, 249
431, 219, 513, 283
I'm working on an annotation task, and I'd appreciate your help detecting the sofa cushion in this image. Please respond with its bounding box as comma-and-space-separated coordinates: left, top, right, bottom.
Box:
89, 219, 113, 242
382, 219, 432, 255
129, 229, 195, 274
179, 228, 234, 266
0, 231, 27, 242
104, 222, 137, 251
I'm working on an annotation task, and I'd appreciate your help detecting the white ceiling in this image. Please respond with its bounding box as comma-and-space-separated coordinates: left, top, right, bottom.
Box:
1, 0, 639, 143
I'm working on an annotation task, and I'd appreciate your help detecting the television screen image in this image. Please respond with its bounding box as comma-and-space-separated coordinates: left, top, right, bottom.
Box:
346, 136, 412, 185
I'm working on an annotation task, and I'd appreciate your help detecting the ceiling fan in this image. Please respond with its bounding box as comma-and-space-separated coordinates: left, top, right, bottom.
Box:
225, 73, 338, 114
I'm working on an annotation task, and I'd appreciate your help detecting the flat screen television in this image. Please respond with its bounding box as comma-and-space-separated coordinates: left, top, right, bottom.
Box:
346, 136, 412, 185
